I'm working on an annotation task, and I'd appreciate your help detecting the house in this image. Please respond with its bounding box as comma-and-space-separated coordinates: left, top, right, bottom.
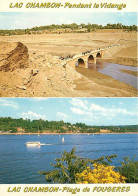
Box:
75, 28, 88, 33
16, 127, 25, 133
100, 129, 111, 133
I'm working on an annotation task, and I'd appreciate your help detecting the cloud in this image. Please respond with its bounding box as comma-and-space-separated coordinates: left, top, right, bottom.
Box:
56, 112, 69, 121
0, 99, 18, 109
90, 103, 135, 116
32, 98, 49, 101
89, 104, 106, 112
21, 111, 46, 120
71, 108, 85, 115
71, 107, 93, 117
70, 99, 136, 121
70, 98, 88, 110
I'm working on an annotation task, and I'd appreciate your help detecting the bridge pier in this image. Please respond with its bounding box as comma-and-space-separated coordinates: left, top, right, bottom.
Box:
100, 51, 104, 59
94, 57, 96, 64
85, 60, 88, 69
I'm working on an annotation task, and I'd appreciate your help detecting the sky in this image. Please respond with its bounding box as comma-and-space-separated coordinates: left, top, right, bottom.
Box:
0, 12, 137, 30
0, 98, 137, 126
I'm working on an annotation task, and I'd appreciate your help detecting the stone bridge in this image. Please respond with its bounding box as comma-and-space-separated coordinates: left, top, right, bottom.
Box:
67, 49, 106, 69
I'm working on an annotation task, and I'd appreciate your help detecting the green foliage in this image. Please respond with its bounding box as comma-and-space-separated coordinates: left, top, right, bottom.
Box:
117, 156, 138, 183
60, 128, 66, 133
10, 128, 18, 133
0, 23, 137, 36
87, 27, 91, 32
98, 125, 138, 133
0, 117, 137, 133
39, 147, 117, 183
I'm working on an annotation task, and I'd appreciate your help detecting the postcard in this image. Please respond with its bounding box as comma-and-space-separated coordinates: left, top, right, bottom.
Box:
0, 0, 137, 195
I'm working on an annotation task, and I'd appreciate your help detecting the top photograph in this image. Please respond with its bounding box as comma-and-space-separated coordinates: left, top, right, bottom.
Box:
0, 12, 137, 97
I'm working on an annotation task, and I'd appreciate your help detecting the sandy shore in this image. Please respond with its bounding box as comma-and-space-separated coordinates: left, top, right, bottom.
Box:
0, 132, 137, 135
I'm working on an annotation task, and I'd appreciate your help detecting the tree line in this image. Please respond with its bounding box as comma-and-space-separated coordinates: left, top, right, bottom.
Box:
0, 23, 137, 36
0, 117, 137, 133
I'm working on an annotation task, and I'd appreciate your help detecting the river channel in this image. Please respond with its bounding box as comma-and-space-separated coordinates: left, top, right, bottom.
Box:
88, 61, 137, 89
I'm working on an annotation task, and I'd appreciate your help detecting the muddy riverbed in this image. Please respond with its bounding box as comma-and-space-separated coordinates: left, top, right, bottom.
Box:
88, 61, 137, 89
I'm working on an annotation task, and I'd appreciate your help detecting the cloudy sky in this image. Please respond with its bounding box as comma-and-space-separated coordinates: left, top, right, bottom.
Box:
0, 98, 137, 126
0, 12, 137, 29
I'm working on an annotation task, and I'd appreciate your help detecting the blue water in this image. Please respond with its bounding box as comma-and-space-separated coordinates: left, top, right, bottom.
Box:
0, 134, 137, 184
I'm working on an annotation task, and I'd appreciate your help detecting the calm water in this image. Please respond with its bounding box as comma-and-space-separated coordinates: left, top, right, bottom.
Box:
0, 134, 137, 184
88, 61, 138, 89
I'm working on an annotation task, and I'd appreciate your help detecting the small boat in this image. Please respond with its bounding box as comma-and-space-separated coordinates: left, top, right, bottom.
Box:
26, 141, 40, 146
62, 137, 64, 142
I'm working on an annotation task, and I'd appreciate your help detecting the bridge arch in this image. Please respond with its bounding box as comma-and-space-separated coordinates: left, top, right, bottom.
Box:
96, 52, 101, 58
88, 55, 94, 63
76, 58, 85, 68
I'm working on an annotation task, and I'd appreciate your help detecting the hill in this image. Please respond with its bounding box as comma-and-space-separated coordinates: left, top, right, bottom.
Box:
0, 117, 137, 134
0, 23, 137, 36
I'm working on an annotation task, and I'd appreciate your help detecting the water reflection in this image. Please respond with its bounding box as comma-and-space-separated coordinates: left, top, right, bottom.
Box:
26, 145, 41, 151
88, 60, 105, 71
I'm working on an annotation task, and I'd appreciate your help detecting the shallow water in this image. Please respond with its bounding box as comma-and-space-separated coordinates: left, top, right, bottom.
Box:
0, 134, 137, 184
88, 61, 138, 89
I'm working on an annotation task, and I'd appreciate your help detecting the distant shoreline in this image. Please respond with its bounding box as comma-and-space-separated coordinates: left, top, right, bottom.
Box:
0, 132, 137, 135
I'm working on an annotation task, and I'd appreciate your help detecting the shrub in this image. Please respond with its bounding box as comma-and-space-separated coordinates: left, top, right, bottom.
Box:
117, 157, 138, 183
76, 164, 126, 183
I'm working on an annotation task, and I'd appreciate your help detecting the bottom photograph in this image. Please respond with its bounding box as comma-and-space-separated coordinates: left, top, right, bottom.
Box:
0, 98, 137, 184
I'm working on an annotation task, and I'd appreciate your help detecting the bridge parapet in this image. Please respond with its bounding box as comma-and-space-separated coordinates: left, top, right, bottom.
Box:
67, 48, 105, 61
66, 44, 121, 69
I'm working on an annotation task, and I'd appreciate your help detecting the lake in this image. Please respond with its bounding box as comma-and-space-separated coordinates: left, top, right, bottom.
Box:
0, 134, 137, 184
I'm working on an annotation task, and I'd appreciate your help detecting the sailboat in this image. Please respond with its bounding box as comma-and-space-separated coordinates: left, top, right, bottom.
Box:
62, 137, 64, 142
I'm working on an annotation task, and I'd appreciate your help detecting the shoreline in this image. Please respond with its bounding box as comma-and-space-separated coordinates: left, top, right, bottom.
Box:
0, 132, 137, 135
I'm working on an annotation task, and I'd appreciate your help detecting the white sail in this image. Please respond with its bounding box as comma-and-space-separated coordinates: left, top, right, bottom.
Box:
62, 137, 64, 142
